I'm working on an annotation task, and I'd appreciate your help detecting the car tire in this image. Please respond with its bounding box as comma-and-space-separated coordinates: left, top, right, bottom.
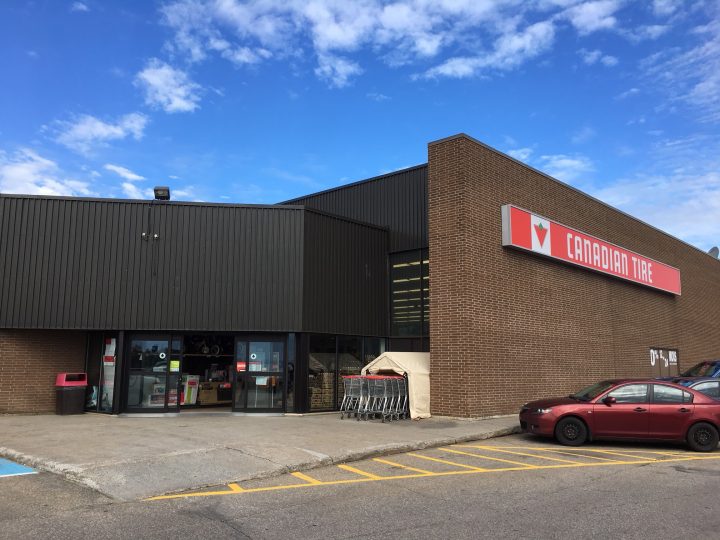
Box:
554, 417, 588, 446
686, 422, 719, 452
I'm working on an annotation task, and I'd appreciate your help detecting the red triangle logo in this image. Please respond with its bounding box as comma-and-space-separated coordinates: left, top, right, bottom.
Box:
534, 223, 548, 247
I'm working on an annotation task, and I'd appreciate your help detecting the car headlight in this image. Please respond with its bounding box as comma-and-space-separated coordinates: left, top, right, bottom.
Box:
535, 408, 553, 414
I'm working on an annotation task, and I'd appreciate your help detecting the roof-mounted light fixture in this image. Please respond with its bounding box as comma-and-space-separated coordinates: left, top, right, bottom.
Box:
154, 186, 171, 201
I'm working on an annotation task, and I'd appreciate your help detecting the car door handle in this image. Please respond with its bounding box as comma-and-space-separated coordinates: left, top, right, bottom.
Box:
678, 408, 691, 413
634, 407, 647, 413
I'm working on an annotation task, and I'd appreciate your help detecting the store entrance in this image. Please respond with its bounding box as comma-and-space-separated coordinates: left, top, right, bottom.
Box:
233, 338, 285, 412
124, 333, 236, 413
180, 334, 234, 411
125, 335, 180, 413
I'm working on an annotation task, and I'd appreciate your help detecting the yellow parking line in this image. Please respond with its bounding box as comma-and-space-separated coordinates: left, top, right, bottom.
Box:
407, 452, 488, 471
146, 453, 720, 501
442, 448, 537, 468
530, 449, 620, 462
337, 464, 383, 480
373, 458, 434, 475
227, 483, 244, 492
464, 445, 580, 464
579, 449, 658, 461
291, 471, 323, 485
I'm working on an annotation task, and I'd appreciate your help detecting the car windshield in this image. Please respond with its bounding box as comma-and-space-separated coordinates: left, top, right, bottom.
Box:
681, 362, 717, 377
571, 381, 615, 402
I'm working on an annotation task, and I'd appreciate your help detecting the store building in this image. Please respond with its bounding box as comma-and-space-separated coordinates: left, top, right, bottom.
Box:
1, 133, 719, 417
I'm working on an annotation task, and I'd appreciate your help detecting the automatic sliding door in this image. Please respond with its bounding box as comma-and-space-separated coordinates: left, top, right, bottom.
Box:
126, 336, 176, 413
234, 339, 285, 412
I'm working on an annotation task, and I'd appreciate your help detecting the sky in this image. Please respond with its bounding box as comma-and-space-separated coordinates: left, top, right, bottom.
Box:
1, 0, 719, 250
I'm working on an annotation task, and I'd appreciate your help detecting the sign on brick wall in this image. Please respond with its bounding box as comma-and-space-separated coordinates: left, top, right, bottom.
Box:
501, 205, 682, 295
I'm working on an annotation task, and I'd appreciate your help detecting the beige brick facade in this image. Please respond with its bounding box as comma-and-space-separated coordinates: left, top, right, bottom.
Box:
428, 134, 720, 418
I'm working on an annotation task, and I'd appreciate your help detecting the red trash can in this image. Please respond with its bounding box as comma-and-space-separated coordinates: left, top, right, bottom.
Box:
55, 373, 88, 415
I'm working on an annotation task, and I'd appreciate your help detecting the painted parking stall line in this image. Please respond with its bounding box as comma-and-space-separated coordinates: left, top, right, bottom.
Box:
145, 442, 720, 502
0, 458, 37, 478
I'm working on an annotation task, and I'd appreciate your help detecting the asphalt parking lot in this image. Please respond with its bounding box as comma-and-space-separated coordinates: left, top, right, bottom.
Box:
148, 434, 720, 502
2, 434, 719, 539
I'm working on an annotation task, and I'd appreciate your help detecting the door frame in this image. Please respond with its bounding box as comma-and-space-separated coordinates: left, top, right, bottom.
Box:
233, 335, 287, 413
122, 333, 181, 414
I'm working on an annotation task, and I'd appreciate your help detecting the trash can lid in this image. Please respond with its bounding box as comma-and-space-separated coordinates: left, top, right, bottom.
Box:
55, 373, 88, 387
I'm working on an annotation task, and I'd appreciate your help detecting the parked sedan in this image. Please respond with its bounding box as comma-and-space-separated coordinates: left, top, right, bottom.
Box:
671, 377, 720, 399
679, 360, 720, 378
519, 379, 720, 452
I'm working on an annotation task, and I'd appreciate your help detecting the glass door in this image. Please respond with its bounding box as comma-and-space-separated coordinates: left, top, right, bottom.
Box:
233, 338, 285, 412
125, 335, 180, 413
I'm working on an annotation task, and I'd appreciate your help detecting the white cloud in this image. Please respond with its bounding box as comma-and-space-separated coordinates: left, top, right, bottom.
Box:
640, 19, 720, 122
616, 87, 640, 99
563, 0, 621, 35
314, 54, 363, 88
0, 148, 93, 196
587, 134, 720, 249
653, 0, 682, 17
121, 182, 153, 200
104, 164, 144, 181
157, 1, 574, 86
424, 21, 556, 79
70, 2, 89, 13
624, 24, 670, 42
571, 125, 596, 144
507, 147, 533, 161
538, 153, 595, 182
55, 113, 148, 154
134, 59, 202, 113
593, 170, 720, 250
366, 92, 390, 102
578, 48, 617, 66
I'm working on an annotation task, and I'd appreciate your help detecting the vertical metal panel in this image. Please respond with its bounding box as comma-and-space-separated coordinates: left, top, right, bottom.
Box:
284, 165, 427, 252
302, 210, 388, 336
0, 196, 304, 331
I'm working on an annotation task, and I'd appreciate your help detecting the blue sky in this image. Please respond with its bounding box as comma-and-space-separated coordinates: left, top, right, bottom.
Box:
1, 0, 719, 249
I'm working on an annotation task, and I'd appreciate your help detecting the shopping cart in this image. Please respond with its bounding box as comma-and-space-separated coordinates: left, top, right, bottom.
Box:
340, 375, 363, 419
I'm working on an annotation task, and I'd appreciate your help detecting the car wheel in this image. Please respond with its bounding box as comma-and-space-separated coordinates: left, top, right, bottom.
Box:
554, 417, 588, 446
687, 422, 719, 452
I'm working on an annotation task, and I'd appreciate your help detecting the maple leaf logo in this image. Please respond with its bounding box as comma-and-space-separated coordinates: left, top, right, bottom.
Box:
534, 222, 548, 247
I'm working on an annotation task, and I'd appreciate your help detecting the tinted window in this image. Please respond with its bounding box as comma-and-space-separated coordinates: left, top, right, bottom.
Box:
653, 385, 688, 404
606, 384, 648, 404
574, 381, 615, 401
681, 362, 719, 377
693, 382, 720, 399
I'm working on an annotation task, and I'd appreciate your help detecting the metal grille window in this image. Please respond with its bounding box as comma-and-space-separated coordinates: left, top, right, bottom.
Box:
390, 249, 429, 337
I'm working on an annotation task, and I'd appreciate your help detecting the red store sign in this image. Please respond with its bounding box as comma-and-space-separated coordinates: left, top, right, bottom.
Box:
501, 205, 681, 295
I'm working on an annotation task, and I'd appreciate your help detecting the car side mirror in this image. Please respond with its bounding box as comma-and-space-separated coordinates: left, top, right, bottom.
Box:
603, 396, 616, 406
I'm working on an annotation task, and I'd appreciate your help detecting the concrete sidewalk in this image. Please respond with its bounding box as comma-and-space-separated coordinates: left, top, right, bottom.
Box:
0, 413, 519, 500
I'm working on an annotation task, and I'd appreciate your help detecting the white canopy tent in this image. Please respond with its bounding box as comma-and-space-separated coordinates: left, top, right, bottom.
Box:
361, 352, 430, 419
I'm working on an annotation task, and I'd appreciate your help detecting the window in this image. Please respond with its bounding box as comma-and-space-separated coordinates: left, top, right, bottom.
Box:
390, 249, 429, 337
606, 384, 649, 404
653, 384, 692, 404
308, 335, 336, 411
693, 382, 720, 399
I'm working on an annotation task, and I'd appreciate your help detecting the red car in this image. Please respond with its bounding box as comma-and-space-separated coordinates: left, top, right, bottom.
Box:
519, 379, 720, 452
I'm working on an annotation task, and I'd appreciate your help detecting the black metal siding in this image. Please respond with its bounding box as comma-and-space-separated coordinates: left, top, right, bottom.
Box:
285, 165, 428, 253
0, 196, 304, 331
302, 210, 388, 336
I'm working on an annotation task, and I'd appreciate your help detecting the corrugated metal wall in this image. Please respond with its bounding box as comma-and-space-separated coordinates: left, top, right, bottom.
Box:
0, 196, 304, 331
302, 210, 388, 336
284, 165, 428, 253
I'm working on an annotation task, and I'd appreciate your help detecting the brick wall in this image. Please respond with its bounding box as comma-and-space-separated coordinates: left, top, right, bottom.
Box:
428, 134, 720, 417
0, 330, 87, 414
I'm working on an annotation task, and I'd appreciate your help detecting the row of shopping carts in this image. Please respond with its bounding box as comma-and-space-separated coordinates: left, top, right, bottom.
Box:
340, 375, 409, 422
